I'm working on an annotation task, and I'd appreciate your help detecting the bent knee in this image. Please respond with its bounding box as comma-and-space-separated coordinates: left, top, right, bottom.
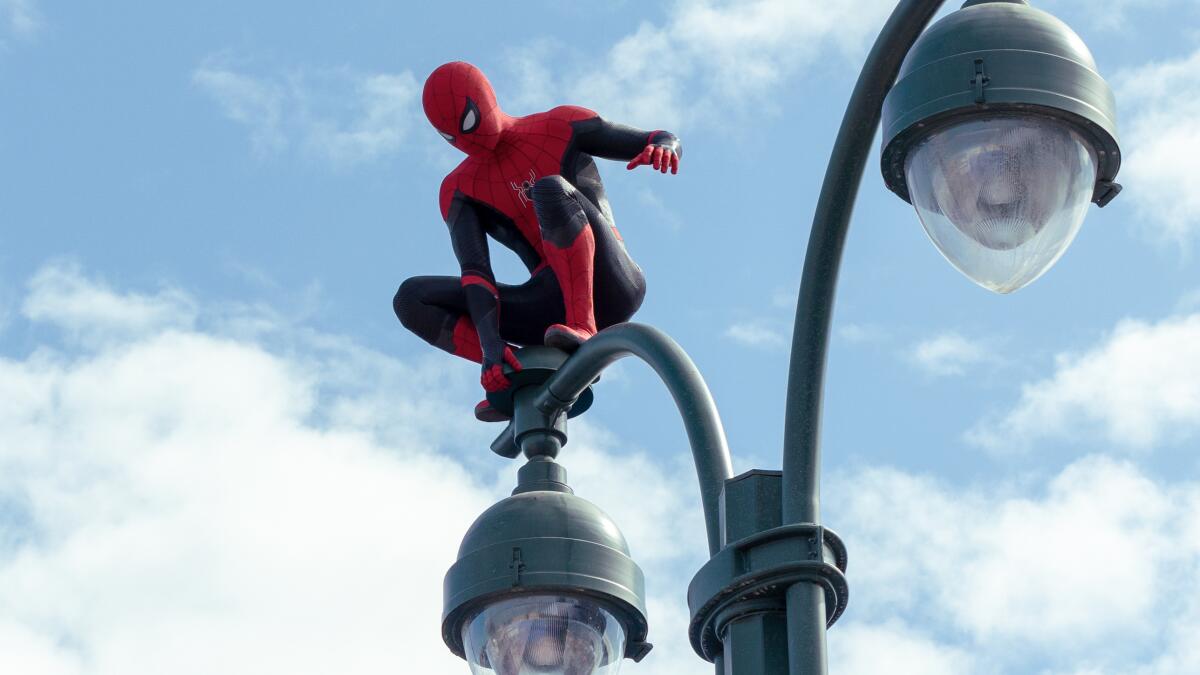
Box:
531, 175, 572, 204
532, 176, 588, 243
393, 278, 422, 329
623, 274, 648, 321
632, 275, 647, 312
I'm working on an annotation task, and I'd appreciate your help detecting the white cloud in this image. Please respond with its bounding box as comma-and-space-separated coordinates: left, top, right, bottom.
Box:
829, 455, 1200, 673
500, 37, 562, 113
21, 262, 197, 344
514, 0, 1194, 131
1114, 47, 1200, 244
1043, 0, 1183, 31
910, 331, 989, 376
0, 263, 711, 674
296, 73, 418, 165
193, 57, 419, 165
504, 0, 896, 129
0, 0, 39, 40
10, 263, 1200, 674
831, 622, 977, 675
191, 64, 287, 155
1, 273, 482, 674
838, 322, 887, 344
969, 313, 1200, 452
724, 320, 786, 349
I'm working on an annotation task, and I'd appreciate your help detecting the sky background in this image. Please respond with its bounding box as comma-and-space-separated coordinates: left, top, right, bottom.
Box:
3, 0, 1200, 673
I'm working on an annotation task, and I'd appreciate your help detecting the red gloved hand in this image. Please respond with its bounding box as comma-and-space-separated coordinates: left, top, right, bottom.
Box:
626, 144, 680, 174
481, 346, 523, 392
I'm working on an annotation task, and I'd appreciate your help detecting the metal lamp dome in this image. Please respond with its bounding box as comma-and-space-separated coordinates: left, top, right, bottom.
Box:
442, 457, 651, 674
881, 0, 1122, 293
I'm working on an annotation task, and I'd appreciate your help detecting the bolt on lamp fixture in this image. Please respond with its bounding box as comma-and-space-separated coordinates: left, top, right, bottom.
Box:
881, 0, 1122, 293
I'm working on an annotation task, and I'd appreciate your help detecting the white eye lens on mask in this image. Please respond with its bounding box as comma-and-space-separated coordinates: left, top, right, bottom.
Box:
460, 97, 481, 134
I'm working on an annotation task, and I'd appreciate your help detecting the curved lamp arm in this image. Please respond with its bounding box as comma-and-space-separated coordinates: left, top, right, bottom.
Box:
781, 1, 948, 673
782, 0, 946, 525
533, 322, 734, 556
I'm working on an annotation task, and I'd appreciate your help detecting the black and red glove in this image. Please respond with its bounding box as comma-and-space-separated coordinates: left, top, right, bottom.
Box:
481, 344, 523, 392
626, 143, 681, 174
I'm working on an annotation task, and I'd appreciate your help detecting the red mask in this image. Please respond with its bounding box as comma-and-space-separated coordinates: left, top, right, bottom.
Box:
422, 61, 509, 155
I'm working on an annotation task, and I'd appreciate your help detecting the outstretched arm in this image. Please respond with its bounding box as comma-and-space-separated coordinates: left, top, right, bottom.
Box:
442, 187, 521, 391
566, 108, 683, 174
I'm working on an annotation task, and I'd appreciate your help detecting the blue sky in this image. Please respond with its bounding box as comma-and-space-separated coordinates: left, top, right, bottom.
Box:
3, 0, 1200, 672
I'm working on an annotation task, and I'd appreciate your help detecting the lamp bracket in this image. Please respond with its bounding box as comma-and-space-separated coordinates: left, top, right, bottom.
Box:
688, 522, 849, 662
487, 346, 594, 459
1093, 180, 1122, 207
686, 470, 849, 663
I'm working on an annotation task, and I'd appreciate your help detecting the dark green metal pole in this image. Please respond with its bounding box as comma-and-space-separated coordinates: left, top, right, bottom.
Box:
531, 323, 734, 675
534, 322, 735, 556
780, 1, 948, 672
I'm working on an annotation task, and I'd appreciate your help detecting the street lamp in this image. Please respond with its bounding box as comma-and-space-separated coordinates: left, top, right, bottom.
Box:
784, 0, 1121, 671
440, 350, 650, 675
439, 0, 1122, 673
443, 456, 650, 675
445, 332, 742, 674
880, 0, 1121, 293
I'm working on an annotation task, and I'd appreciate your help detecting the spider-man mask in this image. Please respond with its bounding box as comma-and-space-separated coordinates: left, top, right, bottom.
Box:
422, 61, 507, 155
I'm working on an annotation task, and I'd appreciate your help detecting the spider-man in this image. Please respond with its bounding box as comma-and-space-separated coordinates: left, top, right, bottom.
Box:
394, 61, 682, 421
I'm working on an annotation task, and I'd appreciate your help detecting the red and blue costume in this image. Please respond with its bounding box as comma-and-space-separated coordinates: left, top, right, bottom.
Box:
394, 61, 682, 421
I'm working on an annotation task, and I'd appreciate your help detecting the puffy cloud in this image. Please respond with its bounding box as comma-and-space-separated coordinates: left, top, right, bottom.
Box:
1, 271, 484, 674
0, 263, 708, 674
1052, 0, 1183, 31
831, 622, 978, 675
191, 64, 287, 155
504, 0, 897, 129
724, 320, 787, 349
0, 0, 39, 41
1114, 47, 1200, 244
299, 73, 420, 165
10, 263, 1200, 675
193, 57, 419, 165
21, 261, 197, 343
829, 455, 1200, 673
969, 313, 1200, 451
910, 331, 990, 377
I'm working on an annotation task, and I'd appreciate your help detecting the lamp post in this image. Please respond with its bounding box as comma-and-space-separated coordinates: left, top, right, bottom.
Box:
438, 0, 1122, 673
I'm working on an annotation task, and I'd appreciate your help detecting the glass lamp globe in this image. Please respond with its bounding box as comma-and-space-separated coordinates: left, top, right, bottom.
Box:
462, 595, 628, 675
905, 115, 1098, 293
